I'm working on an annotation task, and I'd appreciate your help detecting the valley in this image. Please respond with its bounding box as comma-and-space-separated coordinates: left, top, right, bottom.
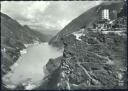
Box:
1, 0, 127, 90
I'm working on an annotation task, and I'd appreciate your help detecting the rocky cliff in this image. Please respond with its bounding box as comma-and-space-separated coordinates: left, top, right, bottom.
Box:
37, 27, 127, 90
37, 1, 127, 90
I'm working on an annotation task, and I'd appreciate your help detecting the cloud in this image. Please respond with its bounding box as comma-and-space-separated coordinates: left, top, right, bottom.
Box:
1, 1, 102, 31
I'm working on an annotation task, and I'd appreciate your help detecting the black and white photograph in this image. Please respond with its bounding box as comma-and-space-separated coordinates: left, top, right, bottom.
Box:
1, 0, 127, 90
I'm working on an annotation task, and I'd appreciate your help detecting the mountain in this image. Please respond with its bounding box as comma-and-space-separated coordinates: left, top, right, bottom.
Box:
36, 1, 127, 90
1, 12, 47, 76
49, 1, 125, 47
42, 30, 127, 90
23, 25, 53, 42
31, 27, 59, 37
26, 26, 59, 42
37, 18, 127, 90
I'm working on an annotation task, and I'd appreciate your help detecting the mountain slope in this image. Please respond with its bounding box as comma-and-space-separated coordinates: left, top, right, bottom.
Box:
37, 17, 127, 90
23, 25, 53, 42
49, 1, 124, 47
36, 1, 127, 90
1, 12, 46, 76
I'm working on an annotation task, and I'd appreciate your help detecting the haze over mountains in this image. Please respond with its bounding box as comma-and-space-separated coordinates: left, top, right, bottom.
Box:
1, 12, 51, 77
1, 1, 102, 34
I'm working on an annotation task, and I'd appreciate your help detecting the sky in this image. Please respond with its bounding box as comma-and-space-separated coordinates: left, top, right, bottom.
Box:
1, 1, 102, 31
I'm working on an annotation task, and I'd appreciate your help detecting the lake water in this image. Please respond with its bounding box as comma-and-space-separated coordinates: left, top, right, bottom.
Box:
2, 42, 63, 89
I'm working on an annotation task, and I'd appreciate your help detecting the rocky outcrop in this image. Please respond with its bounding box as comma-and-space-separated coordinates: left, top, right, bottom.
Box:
38, 19, 127, 89
46, 56, 63, 74
58, 30, 127, 89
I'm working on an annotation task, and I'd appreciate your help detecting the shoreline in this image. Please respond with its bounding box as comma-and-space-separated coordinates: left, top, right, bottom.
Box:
2, 41, 42, 90
2, 42, 63, 90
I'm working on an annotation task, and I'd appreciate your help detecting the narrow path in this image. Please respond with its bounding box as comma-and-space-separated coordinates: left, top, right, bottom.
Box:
77, 62, 100, 85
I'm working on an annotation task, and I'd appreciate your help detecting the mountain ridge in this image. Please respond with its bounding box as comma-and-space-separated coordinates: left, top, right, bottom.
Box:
49, 1, 124, 47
